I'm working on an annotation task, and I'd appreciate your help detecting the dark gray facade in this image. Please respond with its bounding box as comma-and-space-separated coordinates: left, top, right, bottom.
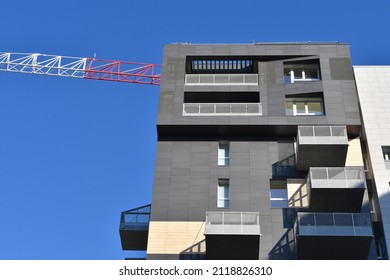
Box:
121, 43, 381, 260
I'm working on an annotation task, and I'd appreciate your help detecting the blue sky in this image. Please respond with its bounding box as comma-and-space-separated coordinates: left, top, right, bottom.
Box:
0, 0, 390, 260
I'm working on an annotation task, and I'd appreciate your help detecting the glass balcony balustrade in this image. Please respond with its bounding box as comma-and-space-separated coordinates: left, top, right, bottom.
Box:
185, 74, 258, 85
298, 126, 348, 145
205, 211, 261, 235
183, 103, 262, 116
120, 204, 151, 231
307, 167, 366, 190
296, 212, 373, 237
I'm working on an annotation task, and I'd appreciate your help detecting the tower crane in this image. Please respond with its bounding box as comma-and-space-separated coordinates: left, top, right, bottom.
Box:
0, 52, 161, 85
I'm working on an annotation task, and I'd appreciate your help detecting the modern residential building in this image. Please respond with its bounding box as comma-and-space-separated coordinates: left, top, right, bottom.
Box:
120, 42, 388, 260
354, 66, 390, 260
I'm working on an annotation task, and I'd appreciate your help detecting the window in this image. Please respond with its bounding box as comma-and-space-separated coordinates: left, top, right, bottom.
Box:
270, 188, 288, 208
285, 98, 324, 116
217, 179, 229, 208
284, 61, 320, 83
218, 141, 230, 166
270, 179, 288, 208
382, 146, 390, 161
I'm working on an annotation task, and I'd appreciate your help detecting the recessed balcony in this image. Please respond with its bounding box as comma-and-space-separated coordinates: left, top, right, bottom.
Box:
295, 212, 373, 259
119, 204, 151, 251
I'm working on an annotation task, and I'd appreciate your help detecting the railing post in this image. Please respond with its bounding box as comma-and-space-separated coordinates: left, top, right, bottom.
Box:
332, 213, 335, 235
313, 126, 316, 144
351, 213, 356, 236
241, 212, 243, 234
222, 212, 225, 233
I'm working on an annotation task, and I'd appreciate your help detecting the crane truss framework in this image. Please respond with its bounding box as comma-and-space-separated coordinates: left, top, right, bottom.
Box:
0, 52, 161, 85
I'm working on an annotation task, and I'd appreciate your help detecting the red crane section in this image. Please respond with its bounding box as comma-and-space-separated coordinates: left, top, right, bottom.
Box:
0, 52, 161, 86
84, 57, 161, 85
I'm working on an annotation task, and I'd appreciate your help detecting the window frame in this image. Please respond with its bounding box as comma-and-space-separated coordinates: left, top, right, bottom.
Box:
217, 179, 230, 208
270, 188, 288, 208
285, 98, 324, 116
382, 146, 390, 161
218, 141, 230, 166
284, 63, 321, 84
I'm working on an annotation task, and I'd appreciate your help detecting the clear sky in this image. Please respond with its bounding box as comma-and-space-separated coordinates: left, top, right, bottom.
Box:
0, 0, 390, 260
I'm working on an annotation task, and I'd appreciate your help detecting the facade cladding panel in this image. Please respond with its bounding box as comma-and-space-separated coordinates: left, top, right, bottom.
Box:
121, 43, 389, 260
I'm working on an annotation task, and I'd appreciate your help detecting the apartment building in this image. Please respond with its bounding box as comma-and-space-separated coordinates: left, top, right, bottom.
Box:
354, 66, 390, 260
120, 43, 386, 260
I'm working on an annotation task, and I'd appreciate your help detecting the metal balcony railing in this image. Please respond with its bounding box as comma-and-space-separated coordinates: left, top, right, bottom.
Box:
307, 167, 366, 189
183, 103, 262, 116
272, 154, 304, 178
296, 212, 373, 236
205, 212, 261, 235
298, 126, 348, 145
185, 74, 258, 85
120, 204, 151, 231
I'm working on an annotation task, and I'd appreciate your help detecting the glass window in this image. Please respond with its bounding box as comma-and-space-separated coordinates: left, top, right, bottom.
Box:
382, 146, 390, 161
285, 98, 324, 116
218, 179, 229, 208
285, 100, 294, 115
307, 100, 324, 115
305, 65, 319, 79
270, 188, 288, 208
218, 141, 230, 166
284, 62, 320, 83
295, 101, 306, 114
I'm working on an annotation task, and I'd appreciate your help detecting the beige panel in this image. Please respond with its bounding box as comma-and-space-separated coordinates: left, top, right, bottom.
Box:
147, 221, 206, 255
287, 179, 308, 208
346, 138, 364, 167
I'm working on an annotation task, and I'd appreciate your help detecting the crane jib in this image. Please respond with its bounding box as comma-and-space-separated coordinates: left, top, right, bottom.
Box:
0, 52, 161, 85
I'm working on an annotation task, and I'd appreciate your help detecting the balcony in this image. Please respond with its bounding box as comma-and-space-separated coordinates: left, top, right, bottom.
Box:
296, 126, 349, 170
295, 212, 373, 259
119, 204, 151, 251
183, 103, 262, 116
185, 74, 258, 86
204, 212, 261, 260
272, 154, 306, 179
307, 167, 366, 212
205, 212, 261, 235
